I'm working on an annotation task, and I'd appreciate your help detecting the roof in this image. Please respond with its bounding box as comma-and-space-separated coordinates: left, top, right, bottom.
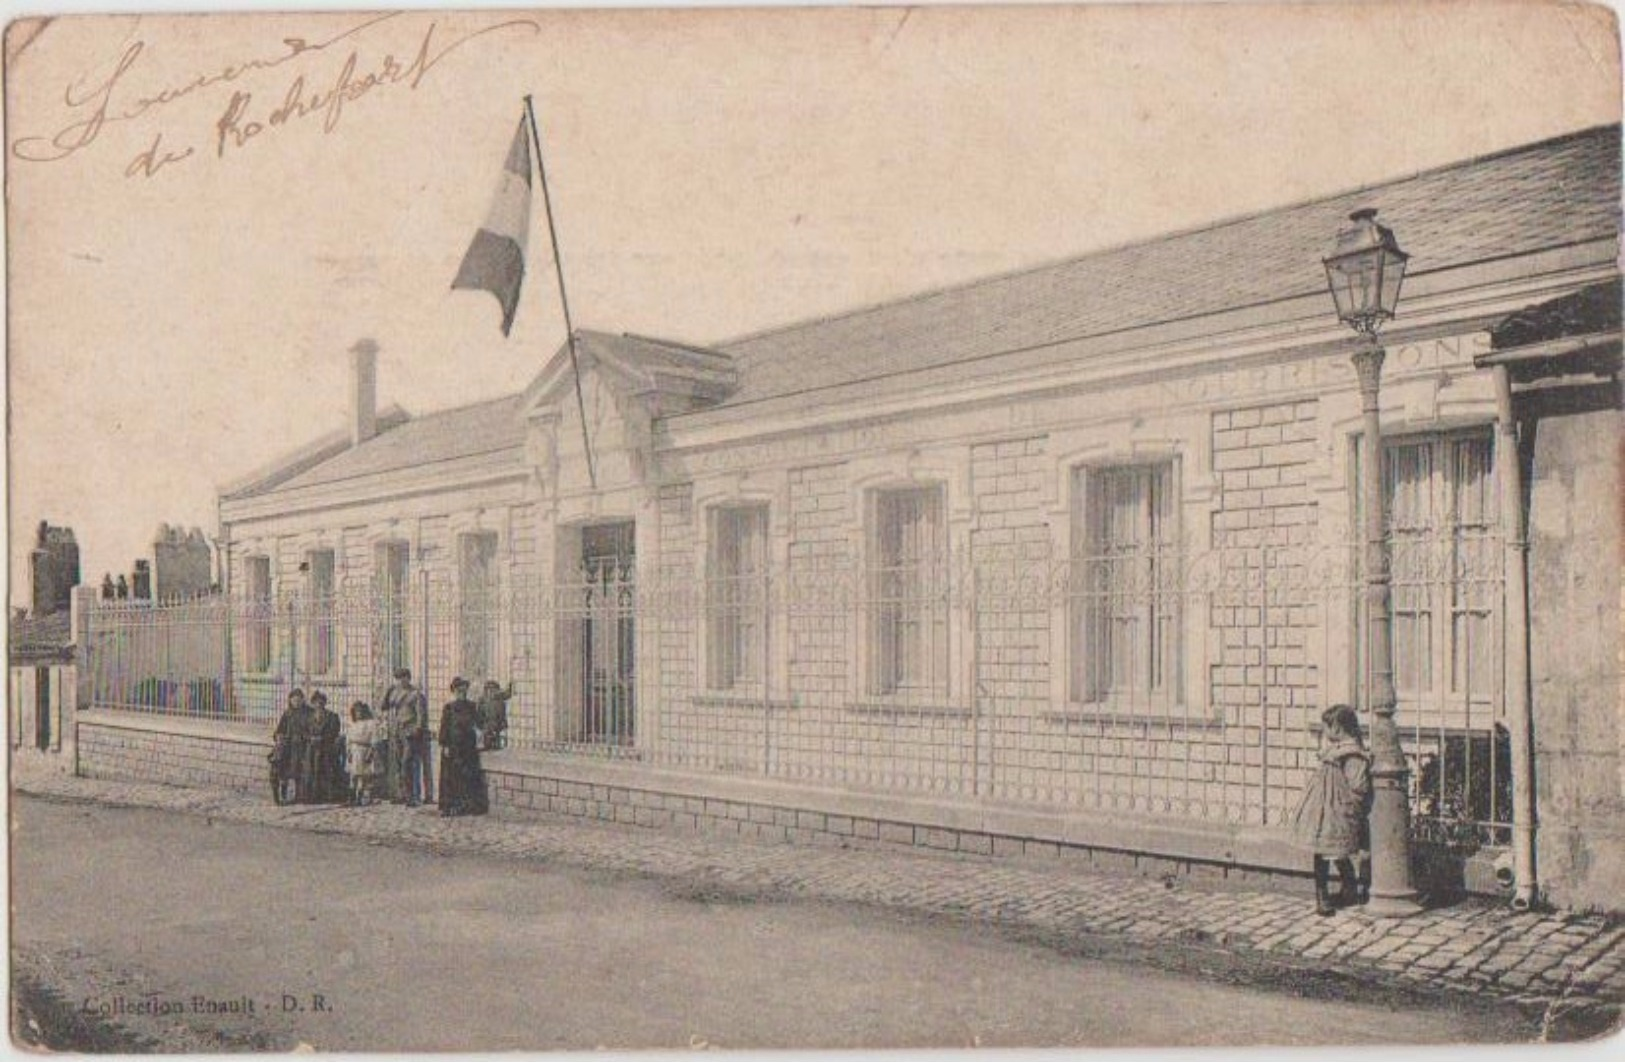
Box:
1490, 279, 1622, 350
227, 123, 1619, 502
229, 334, 732, 503
10, 610, 73, 666
1480, 280, 1622, 387
265, 393, 526, 495
715, 124, 1621, 407
221, 404, 410, 500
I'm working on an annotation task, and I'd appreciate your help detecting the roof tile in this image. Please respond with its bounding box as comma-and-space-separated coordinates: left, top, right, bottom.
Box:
270, 394, 526, 494
233, 125, 1619, 499
718, 125, 1621, 406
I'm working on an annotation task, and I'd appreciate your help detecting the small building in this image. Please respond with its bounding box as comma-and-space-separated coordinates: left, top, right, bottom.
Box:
1477, 279, 1622, 907
29, 522, 79, 617
82, 123, 1622, 908
152, 524, 214, 601
131, 560, 151, 601
9, 608, 73, 755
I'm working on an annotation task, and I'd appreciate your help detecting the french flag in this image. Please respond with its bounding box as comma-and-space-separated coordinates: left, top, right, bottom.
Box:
452, 118, 532, 337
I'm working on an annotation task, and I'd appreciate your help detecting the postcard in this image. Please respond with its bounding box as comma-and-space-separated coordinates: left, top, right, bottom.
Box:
7, 2, 1623, 1054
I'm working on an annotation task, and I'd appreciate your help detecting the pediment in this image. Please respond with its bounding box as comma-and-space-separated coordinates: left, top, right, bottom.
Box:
519, 330, 737, 422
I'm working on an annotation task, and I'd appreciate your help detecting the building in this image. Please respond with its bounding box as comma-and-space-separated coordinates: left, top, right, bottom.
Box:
83, 124, 1621, 909
152, 524, 214, 601
29, 521, 79, 617
131, 560, 151, 601
10, 607, 73, 757
1477, 279, 1622, 908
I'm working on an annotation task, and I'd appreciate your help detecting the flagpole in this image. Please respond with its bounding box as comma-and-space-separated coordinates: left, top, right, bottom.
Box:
524, 94, 597, 490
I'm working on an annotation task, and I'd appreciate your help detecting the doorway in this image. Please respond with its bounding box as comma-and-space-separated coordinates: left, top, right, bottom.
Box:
576, 522, 635, 745
34, 666, 52, 751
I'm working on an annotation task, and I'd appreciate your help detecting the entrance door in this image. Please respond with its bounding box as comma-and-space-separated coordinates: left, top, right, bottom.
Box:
580, 522, 635, 745
34, 666, 52, 751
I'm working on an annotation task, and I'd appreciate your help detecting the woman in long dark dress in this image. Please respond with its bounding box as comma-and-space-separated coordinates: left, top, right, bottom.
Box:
438, 678, 487, 817
269, 689, 309, 805
310, 691, 346, 803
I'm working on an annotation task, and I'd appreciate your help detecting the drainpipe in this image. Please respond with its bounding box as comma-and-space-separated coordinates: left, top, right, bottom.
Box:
1493, 365, 1538, 910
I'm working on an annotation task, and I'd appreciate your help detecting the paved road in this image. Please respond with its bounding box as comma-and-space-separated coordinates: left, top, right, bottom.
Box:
11, 796, 1537, 1051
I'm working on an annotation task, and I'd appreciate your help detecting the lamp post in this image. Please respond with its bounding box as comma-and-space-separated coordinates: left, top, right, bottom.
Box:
1323, 208, 1423, 918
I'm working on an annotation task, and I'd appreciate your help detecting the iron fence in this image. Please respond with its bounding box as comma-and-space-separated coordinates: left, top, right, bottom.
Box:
83, 535, 1511, 843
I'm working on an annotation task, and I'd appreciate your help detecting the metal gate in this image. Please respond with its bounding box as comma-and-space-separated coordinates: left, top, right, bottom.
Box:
575, 523, 635, 746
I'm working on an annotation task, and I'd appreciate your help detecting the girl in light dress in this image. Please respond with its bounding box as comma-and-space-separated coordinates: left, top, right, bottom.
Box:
1290, 703, 1372, 916
345, 702, 386, 806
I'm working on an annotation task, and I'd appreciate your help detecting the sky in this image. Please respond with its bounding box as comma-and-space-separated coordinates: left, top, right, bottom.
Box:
5, 1, 1621, 607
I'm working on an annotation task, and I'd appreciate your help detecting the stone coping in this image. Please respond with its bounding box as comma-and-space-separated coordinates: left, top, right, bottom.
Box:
482, 746, 1306, 874
74, 710, 1306, 873
78, 708, 271, 746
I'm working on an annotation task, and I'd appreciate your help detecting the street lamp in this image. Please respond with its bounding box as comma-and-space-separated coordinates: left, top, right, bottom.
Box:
1324, 207, 1422, 918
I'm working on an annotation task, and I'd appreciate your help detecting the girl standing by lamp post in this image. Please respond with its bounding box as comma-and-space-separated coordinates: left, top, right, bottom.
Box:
1291, 704, 1373, 916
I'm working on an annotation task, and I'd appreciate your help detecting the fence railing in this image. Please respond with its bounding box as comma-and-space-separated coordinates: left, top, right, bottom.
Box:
83, 537, 1512, 844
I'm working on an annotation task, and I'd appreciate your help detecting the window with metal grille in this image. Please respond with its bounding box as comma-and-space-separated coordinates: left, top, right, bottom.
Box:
1386, 433, 1498, 711
1356, 431, 1500, 726
458, 532, 499, 680
1414, 726, 1514, 847
868, 486, 948, 696
245, 556, 272, 672
375, 541, 410, 678
1071, 462, 1179, 705
707, 505, 769, 690
305, 549, 335, 674
1358, 429, 1505, 840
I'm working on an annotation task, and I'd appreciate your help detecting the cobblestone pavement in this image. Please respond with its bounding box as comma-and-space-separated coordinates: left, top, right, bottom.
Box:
13, 762, 1623, 1032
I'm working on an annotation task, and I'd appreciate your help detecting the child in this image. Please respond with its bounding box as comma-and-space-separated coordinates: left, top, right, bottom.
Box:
477, 680, 513, 751
345, 702, 384, 806
1289, 704, 1371, 916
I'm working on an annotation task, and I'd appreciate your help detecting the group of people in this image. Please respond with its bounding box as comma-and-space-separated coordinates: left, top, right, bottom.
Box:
272, 675, 1370, 910
269, 668, 513, 818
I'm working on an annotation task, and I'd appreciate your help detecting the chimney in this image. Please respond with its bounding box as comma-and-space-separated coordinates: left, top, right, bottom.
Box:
349, 338, 378, 446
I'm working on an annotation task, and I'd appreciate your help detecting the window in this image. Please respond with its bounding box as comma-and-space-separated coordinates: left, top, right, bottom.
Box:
245, 556, 272, 672
458, 532, 499, 679
868, 486, 948, 696
1414, 726, 1513, 847
1071, 462, 1179, 705
1363, 431, 1499, 721
375, 542, 410, 678
707, 505, 769, 690
305, 549, 335, 674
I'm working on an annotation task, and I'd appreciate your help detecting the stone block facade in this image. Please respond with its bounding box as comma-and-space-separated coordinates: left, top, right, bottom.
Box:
187, 324, 1608, 904
1528, 408, 1625, 911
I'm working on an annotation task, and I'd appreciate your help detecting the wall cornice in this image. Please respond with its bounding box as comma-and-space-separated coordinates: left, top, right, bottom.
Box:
660, 245, 1616, 457
220, 457, 528, 529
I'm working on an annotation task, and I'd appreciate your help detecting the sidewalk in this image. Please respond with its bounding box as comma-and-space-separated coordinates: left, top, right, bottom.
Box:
12, 760, 1623, 1037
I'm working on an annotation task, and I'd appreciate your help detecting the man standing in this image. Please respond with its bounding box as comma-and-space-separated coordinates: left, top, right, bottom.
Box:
381, 668, 431, 807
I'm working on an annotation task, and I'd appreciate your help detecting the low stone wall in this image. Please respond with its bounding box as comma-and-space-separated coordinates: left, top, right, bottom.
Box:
73, 713, 1513, 900
77, 711, 270, 794
482, 748, 1315, 890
